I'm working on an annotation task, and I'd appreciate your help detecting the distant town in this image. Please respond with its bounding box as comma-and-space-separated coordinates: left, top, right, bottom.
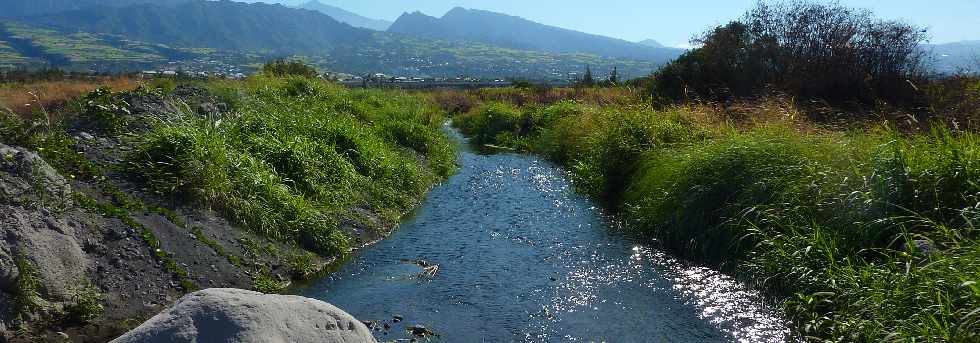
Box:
133, 65, 579, 89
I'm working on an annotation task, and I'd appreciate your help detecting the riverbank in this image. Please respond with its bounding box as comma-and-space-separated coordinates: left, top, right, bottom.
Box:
0, 76, 455, 341
448, 86, 980, 341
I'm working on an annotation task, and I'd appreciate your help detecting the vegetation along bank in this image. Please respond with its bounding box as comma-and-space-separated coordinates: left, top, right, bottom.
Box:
445, 2, 980, 341
0, 69, 455, 341
448, 83, 980, 342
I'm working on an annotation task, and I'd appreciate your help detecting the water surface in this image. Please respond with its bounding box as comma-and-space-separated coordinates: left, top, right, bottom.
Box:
300, 127, 791, 342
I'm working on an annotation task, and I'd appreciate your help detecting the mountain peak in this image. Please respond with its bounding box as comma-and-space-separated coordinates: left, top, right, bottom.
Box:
444, 6, 469, 16
637, 39, 664, 48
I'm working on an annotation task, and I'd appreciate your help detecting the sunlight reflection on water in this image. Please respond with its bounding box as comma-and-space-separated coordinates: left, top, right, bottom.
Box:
301, 146, 792, 342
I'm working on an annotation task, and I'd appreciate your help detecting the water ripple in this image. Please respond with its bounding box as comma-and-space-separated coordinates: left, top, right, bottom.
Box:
298, 149, 792, 342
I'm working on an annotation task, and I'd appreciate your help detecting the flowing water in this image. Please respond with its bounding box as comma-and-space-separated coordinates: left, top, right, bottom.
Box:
299, 126, 792, 342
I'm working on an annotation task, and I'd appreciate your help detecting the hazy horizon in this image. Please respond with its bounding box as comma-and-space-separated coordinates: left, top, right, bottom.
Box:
255, 0, 979, 48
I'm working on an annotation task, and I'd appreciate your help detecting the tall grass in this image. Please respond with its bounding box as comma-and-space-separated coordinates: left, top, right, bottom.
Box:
0, 77, 139, 117
1, 75, 456, 259
127, 76, 456, 256
453, 91, 980, 341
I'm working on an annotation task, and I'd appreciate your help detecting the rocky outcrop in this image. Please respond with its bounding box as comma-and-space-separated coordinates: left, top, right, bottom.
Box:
0, 144, 87, 301
0, 144, 72, 209
0, 143, 92, 338
110, 288, 377, 343
1, 88, 345, 341
0, 209, 88, 301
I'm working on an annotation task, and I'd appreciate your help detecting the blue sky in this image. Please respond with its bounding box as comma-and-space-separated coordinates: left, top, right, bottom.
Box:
273, 0, 979, 47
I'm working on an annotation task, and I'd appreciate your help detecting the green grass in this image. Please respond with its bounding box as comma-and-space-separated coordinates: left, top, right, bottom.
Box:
63, 286, 104, 324
13, 254, 40, 321
1, 75, 454, 267
454, 95, 980, 342
126, 76, 456, 257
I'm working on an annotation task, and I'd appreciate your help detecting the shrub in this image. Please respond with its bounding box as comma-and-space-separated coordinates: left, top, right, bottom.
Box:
252, 270, 287, 294
127, 76, 454, 258
63, 287, 104, 324
13, 254, 40, 320
79, 87, 130, 133
262, 59, 318, 78
454, 102, 526, 145
650, 1, 928, 107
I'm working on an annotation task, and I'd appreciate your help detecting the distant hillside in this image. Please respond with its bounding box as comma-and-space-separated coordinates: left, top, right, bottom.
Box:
388, 7, 682, 62
0, 19, 659, 79
0, 0, 190, 18
928, 41, 980, 73
0, 1, 665, 79
29, 0, 370, 54
299, 1, 391, 31
637, 39, 665, 48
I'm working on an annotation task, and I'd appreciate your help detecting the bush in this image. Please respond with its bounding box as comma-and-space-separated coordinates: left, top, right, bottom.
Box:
127, 76, 454, 258
64, 287, 104, 324
13, 255, 40, 320
924, 75, 980, 129
262, 59, 318, 78
79, 87, 130, 133
650, 1, 928, 107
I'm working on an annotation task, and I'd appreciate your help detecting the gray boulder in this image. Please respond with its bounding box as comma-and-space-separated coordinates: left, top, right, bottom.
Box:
110, 288, 378, 343
0, 248, 17, 292
0, 207, 88, 300
0, 143, 72, 209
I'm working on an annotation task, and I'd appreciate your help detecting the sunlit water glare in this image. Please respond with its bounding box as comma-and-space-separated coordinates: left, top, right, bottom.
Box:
298, 130, 792, 342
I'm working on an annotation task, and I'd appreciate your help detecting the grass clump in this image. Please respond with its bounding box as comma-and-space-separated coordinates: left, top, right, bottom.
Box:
78, 87, 130, 133
127, 76, 455, 258
453, 90, 980, 341
12, 254, 40, 321
63, 286, 104, 324
251, 269, 288, 294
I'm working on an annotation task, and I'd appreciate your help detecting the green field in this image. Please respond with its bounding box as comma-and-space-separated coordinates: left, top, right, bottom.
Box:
3, 22, 165, 63
0, 39, 31, 69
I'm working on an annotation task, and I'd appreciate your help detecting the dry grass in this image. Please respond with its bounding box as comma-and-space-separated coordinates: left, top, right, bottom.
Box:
429, 86, 641, 115
0, 77, 140, 118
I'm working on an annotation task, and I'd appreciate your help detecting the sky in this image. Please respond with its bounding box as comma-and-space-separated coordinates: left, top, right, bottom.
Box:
270, 0, 979, 47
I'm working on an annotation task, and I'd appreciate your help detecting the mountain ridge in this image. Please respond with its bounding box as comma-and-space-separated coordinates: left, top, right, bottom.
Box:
388, 7, 682, 62
28, 0, 370, 54
0, 0, 192, 18
298, 1, 392, 31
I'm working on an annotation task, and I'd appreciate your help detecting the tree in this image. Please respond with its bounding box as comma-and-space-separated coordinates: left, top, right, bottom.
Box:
581, 65, 595, 86
262, 59, 318, 78
609, 66, 619, 85
649, 0, 928, 106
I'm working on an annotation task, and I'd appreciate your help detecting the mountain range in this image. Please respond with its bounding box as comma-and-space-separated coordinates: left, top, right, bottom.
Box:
0, 0, 191, 18
388, 7, 682, 61
0, 0, 683, 79
26, 0, 369, 54
929, 40, 980, 73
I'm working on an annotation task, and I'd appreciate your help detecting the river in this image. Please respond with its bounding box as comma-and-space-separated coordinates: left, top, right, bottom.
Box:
298, 125, 792, 342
